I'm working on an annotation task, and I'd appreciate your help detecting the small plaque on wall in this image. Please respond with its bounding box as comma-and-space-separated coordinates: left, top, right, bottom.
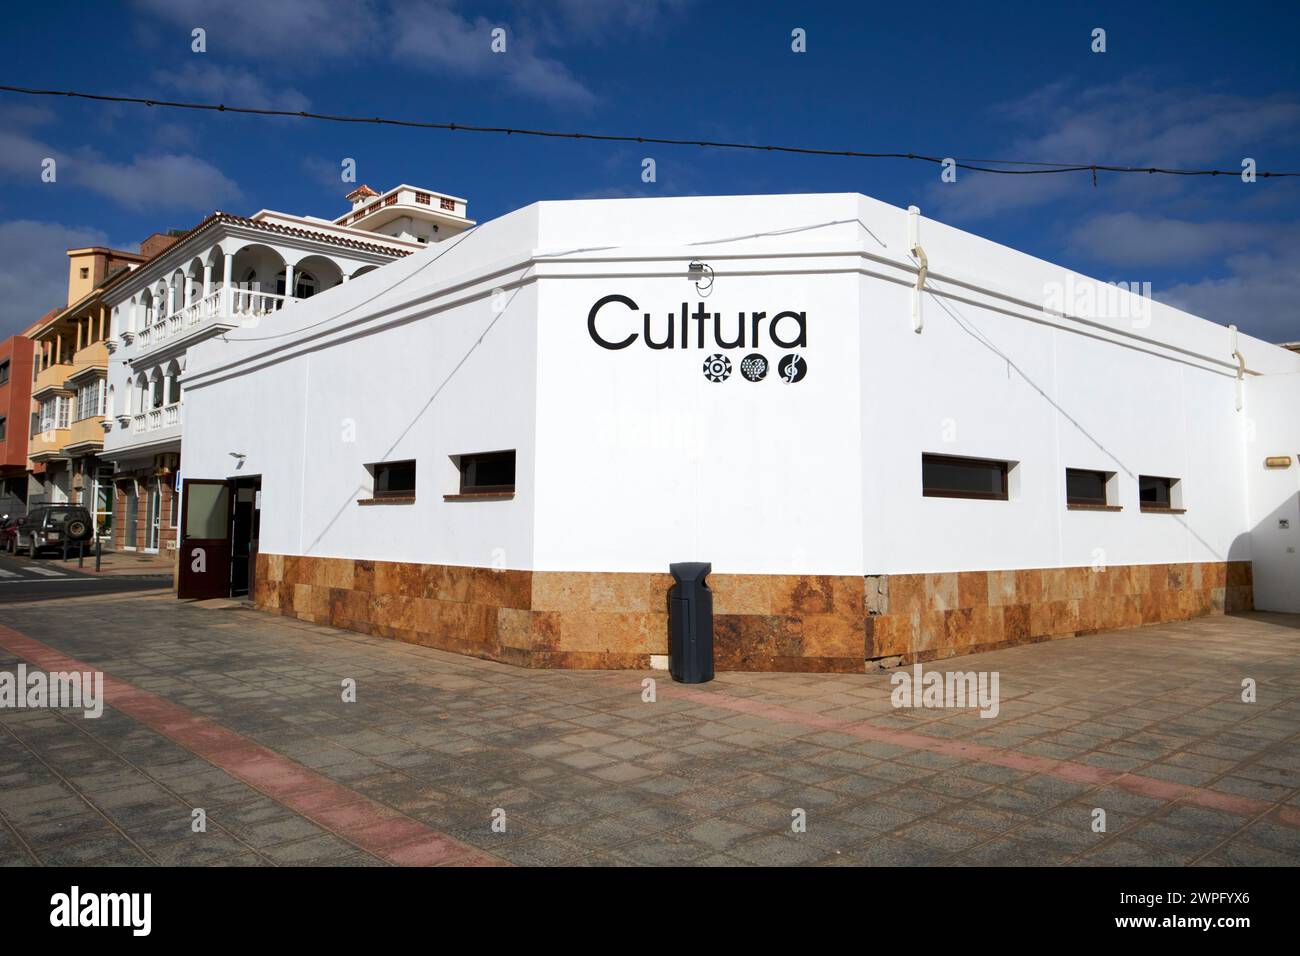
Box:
1264, 456, 1293, 469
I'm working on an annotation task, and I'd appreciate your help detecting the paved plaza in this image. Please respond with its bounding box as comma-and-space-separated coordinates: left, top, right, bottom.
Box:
0, 589, 1297, 866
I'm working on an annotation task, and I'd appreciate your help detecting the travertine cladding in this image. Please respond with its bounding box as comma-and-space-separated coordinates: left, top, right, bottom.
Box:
254, 555, 1253, 671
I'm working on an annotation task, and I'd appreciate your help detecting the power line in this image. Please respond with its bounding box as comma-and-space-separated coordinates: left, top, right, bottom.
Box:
2, 83, 1294, 179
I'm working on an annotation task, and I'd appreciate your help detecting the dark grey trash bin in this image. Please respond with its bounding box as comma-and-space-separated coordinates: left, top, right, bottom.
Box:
669, 562, 713, 684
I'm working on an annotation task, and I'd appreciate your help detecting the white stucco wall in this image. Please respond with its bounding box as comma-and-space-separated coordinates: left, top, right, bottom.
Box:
1244, 372, 1300, 612
182, 205, 544, 569
180, 193, 1300, 595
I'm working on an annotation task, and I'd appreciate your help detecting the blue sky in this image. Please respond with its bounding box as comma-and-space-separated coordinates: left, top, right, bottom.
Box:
1, 0, 1298, 340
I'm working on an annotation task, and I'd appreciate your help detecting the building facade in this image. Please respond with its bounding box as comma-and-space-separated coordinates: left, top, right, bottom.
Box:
26, 246, 147, 531
100, 185, 472, 558
0, 331, 37, 516
178, 194, 1300, 671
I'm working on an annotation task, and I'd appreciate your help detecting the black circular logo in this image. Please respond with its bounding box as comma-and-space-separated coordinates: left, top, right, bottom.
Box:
703, 353, 732, 382
739, 353, 768, 382
777, 354, 807, 383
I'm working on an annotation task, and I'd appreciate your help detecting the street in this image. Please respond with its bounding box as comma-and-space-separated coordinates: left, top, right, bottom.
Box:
0, 551, 171, 603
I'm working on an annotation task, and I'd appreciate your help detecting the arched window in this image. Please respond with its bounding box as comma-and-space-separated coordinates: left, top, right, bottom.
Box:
277, 270, 318, 299
165, 362, 182, 405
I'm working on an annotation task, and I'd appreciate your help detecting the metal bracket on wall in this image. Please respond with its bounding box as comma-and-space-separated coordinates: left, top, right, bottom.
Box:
1230, 324, 1245, 412
907, 205, 927, 334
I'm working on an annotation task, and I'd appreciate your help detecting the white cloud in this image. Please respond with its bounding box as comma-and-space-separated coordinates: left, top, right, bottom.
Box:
0, 221, 126, 338
83, 154, 243, 210
1061, 213, 1299, 342
517, 0, 691, 44
390, 1, 597, 107
130, 0, 679, 107
1066, 212, 1264, 267
153, 63, 312, 112
131, 0, 381, 60
0, 127, 241, 212
928, 79, 1300, 223
1159, 247, 1300, 344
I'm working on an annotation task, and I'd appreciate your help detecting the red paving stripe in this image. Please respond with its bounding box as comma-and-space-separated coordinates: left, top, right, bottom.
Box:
0, 623, 507, 867
664, 681, 1300, 828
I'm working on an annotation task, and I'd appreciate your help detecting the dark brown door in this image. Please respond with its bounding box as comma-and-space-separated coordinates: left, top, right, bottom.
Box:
177, 479, 232, 599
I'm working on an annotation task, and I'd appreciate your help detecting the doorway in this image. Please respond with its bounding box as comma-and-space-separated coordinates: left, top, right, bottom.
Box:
230, 476, 261, 597
176, 474, 261, 600
124, 484, 138, 550
145, 479, 161, 552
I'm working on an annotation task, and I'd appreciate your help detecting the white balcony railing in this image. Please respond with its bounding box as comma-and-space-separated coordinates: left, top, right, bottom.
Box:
132, 287, 292, 355
128, 402, 181, 434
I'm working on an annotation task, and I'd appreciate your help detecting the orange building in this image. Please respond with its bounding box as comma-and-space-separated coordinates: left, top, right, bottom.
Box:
25, 246, 145, 531
0, 326, 38, 515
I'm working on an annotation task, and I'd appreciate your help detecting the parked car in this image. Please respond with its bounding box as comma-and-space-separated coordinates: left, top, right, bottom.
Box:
14, 505, 95, 557
0, 515, 18, 553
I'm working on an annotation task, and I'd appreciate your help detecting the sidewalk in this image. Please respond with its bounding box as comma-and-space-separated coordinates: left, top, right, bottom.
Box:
44, 546, 175, 578
0, 592, 1296, 866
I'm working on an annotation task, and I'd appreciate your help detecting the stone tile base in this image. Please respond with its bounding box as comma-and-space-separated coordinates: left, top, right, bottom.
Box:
253, 555, 1253, 672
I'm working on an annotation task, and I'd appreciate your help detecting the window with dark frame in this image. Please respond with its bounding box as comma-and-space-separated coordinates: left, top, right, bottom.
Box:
371, 459, 416, 499
0, 360, 9, 385
458, 450, 516, 495
1139, 475, 1178, 510
0, 417, 6, 442
921, 453, 1009, 501
1066, 468, 1109, 507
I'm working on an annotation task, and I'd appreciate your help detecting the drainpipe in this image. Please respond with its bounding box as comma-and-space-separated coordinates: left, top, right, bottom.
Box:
907, 205, 927, 334
1230, 324, 1245, 411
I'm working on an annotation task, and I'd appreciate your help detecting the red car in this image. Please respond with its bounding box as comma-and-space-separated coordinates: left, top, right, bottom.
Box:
0, 515, 18, 553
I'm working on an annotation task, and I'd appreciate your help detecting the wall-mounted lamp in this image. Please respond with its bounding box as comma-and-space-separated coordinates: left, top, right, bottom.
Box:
687, 260, 714, 296
1264, 455, 1292, 469
229, 452, 246, 460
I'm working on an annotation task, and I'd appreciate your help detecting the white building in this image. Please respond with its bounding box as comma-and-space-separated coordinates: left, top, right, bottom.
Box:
178, 193, 1300, 671
100, 185, 472, 557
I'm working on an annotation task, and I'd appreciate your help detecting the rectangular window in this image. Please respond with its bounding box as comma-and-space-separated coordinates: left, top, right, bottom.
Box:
0, 417, 6, 442
370, 459, 417, 499
921, 453, 1008, 501
440, 197, 456, 211
1139, 475, 1182, 511
0, 360, 9, 385
456, 450, 516, 495
1065, 468, 1118, 508
76, 381, 98, 421
40, 397, 70, 431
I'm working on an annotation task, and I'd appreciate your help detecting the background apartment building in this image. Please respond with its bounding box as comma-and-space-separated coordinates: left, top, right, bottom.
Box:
26, 246, 146, 535
100, 184, 472, 557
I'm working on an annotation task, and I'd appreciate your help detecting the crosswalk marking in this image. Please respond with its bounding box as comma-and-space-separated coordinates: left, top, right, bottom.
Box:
23, 566, 65, 577
0, 569, 18, 578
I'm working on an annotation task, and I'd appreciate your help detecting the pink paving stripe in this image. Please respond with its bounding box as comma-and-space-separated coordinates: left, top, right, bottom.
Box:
0, 624, 507, 867
664, 682, 1300, 828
